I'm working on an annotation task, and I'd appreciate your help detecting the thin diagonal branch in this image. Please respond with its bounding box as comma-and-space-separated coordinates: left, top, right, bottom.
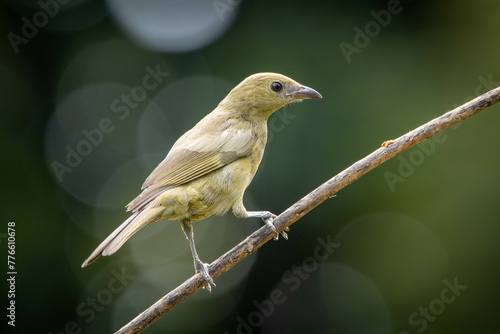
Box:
116, 86, 500, 334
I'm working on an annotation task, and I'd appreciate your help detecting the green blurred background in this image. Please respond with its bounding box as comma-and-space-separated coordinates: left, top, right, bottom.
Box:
2, 0, 500, 333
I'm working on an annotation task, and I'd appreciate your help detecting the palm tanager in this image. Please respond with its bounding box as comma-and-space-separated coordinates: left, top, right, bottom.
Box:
82, 73, 322, 291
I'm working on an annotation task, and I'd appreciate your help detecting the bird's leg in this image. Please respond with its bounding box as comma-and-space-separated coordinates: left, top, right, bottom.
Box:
180, 219, 216, 292
233, 204, 288, 240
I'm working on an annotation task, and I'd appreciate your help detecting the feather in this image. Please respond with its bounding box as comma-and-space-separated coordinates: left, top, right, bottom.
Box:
127, 126, 257, 212
81, 206, 165, 267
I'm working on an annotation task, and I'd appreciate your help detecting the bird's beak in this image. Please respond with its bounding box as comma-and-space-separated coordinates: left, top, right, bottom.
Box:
291, 85, 322, 99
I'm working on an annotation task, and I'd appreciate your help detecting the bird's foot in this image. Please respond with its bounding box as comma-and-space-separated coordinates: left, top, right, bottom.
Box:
195, 259, 216, 292
240, 210, 289, 240
262, 213, 288, 240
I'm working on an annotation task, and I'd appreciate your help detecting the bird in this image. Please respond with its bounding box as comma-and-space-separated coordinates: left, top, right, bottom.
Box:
81, 73, 322, 291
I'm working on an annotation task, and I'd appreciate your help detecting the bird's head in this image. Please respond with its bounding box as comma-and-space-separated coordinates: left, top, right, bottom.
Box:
220, 73, 322, 120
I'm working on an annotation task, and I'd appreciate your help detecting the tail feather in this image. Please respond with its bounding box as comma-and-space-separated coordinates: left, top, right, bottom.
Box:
81, 207, 163, 268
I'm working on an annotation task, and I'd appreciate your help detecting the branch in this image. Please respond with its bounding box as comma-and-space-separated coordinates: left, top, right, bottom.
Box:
115, 86, 500, 334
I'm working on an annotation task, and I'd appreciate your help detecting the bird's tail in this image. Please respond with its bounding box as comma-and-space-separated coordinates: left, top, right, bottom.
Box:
81, 206, 164, 268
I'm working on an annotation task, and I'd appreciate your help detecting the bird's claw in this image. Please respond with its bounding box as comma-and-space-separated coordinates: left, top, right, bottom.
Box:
263, 214, 288, 240
195, 260, 216, 292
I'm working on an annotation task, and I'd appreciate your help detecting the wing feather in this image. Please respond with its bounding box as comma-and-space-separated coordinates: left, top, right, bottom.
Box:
127, 126, 256, 212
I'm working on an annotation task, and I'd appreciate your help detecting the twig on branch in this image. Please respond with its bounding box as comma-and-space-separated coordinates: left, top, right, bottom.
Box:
115, 86, 500, 334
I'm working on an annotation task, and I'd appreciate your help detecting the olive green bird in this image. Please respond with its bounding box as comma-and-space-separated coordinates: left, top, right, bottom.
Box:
81, 73, 322, 290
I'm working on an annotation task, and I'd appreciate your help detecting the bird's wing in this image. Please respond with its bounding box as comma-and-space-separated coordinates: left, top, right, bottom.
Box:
127, 126, 256, 212
143, 127, 257, 189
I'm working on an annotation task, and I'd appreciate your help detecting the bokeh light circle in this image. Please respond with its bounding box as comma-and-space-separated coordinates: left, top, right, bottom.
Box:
333, 212, 449, 304
44, 83, 144, 206
319, 262, 393, 333
107, 0, 240, 52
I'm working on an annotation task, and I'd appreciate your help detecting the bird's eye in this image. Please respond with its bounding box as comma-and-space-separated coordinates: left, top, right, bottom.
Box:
270, 81, 283, 92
